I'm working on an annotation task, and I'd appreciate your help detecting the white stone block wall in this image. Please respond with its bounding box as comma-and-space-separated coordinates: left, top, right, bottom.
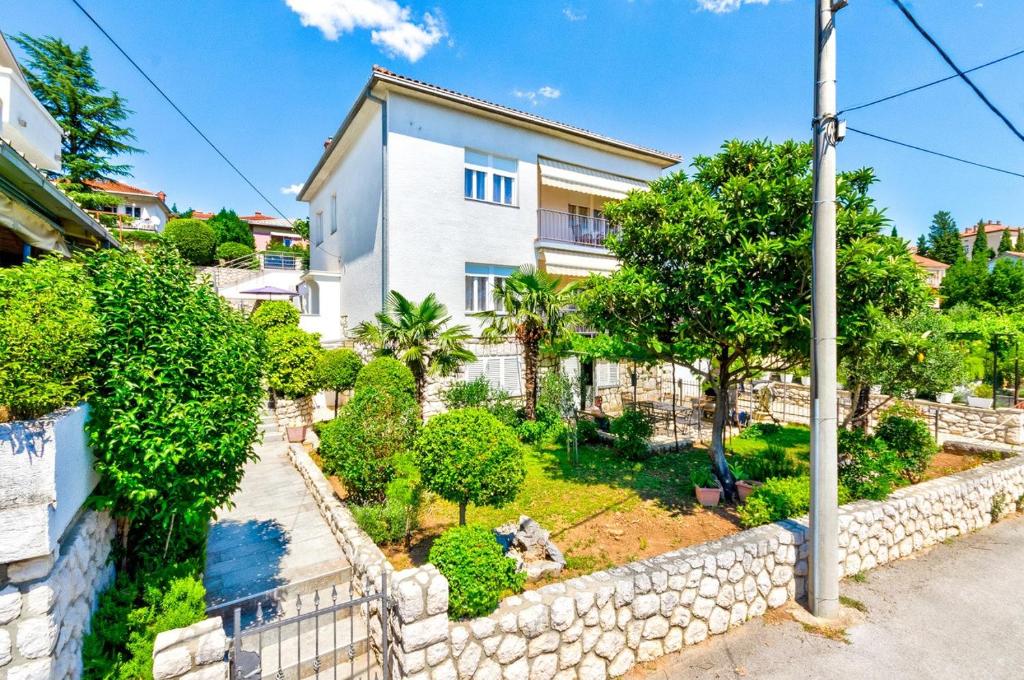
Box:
0, 509, 115, 680
151, 618, 228, 680
272, 396, 315, 428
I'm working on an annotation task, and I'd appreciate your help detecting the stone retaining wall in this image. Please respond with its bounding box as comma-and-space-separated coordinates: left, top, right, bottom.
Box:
151, 618, 228, 680
0, 510, 115, 680
272, 396, 314, 428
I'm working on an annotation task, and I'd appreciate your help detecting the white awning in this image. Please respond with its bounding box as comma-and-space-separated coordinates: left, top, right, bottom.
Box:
538, 247, 618, 278
538, 159, 648, 200
0, 191, 70, 255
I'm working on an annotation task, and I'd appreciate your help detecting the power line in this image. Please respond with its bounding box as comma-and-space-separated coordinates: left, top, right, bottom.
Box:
69, 0, 293, 224
840, 47, 1024, 114
891, 0, 1024, 144
846, 126, 1024, 180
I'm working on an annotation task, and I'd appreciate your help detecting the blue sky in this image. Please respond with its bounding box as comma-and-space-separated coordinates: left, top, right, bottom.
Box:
4, 0, 1023, 239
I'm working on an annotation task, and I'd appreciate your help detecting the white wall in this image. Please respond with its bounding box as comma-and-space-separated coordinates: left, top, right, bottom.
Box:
0, 67, 62, 172
116, 196, 170, 231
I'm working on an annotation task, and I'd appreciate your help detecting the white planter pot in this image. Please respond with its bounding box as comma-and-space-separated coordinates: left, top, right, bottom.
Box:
967, 396, 992, 409
870, 384, 883, 395
780, 374, 793, 384
800, 376, 811, 386
936, 392, 954, 404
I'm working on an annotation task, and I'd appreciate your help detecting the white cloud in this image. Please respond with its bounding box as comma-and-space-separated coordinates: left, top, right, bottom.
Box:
563, 7, 587, 21
513, 86, 561, 106
696, 0, 770, 13
281, 183, 304, 195
285, 0, 447, 62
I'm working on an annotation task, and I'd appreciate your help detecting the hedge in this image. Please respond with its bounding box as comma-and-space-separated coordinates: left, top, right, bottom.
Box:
250, 300, 300, 331
163, 218, 216, 265
216, 241, 254, 263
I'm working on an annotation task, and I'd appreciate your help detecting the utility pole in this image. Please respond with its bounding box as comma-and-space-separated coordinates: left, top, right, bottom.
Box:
810, 0, 845, 620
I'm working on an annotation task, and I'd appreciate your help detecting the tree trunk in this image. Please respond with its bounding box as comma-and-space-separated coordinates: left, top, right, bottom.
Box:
523, 340, 539, 420
415, 375, 426, 421
459, 502, 467, 526
850, 383, 872, 431
709, 357, 738, 502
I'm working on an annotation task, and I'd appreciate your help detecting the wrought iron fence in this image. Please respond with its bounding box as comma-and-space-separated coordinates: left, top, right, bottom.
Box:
229, 574, 388, 680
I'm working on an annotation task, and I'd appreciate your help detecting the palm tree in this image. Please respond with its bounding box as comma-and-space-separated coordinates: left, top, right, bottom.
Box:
353, 291, 476, 408
476, 266, 575, 420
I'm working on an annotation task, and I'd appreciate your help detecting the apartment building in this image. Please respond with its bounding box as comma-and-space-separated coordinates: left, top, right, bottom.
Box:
297, 67, 679, 408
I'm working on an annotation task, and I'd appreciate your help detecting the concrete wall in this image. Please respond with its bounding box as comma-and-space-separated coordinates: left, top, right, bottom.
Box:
0, 63, 62, 172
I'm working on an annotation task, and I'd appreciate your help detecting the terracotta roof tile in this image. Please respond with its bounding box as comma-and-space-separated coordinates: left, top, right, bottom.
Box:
83, 179, 159, 197
912, 253, 950, 269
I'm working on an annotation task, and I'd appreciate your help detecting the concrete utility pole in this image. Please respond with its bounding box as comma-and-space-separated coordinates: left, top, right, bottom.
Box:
809, 0, 845, 619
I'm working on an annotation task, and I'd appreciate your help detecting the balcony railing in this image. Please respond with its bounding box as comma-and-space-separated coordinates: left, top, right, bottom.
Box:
85, 210, 159, 232
537, 209, 616, 248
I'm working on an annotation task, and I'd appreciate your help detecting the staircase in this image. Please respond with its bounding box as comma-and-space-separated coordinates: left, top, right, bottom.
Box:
260, 408, 284, 443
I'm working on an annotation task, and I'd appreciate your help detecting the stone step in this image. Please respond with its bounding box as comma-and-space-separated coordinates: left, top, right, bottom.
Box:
234, 646, 376, 680
262, 431, 284, 443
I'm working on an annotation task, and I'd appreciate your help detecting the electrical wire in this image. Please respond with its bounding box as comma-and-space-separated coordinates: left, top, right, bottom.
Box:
890, 0, 1024, 144
69, 0, 294, 224
846, 127, 1024, 179
840, 47, 1024, 114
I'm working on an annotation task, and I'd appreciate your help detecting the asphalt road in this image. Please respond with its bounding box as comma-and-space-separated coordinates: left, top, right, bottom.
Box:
636, 513, 1024, 680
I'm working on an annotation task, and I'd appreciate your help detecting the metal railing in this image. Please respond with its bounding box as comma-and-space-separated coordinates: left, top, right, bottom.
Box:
230, 574, 388, 680
85, 210, 160, 231
537, 209, 616, 247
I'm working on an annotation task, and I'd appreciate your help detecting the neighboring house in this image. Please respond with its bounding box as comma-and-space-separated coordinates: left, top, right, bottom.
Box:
0, 33, 116, 265
296, 66, 681, 410
83, 179, 172, 232
911, 253, 949, 308
239, 212, 306, 251
959, 220, 1020, 259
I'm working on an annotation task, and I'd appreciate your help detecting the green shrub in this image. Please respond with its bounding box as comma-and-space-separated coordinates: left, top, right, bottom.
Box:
319, 348, 363, 414
415, 408, 525, 524
428, 525, 524, 619
85, 245, 263, 566
265, 326, 323, 399
355, 357, 417, 400
83, 561, 205, 679
215, 241, 254, 262
738, 422, 782, 440
875, 405, 938, 482
738, 476, 852, 528
318, 386, 419, 503
207, 208, 255, 248
973, 383, 993, 398
735, 444, 801, 482
250, 300, 300, 331
577, 418, 599, 444
610, 409, 653, 461
443, 377, 521, 427
163, 218, 216, 265
689, 464, 718, 489
515, 419, 550, 444
119, 230, 162, 246
351, 499, 413, 544
0, 257, 98, 421
838, 429, 902, 501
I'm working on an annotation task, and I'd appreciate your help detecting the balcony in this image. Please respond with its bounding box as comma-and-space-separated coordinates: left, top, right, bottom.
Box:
537, 209, 616, 249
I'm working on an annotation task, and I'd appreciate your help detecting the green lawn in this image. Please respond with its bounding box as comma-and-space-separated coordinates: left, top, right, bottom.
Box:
726, 424, 811, 473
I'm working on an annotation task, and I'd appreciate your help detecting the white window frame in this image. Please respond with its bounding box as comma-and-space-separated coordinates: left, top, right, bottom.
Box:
465, 263, 515, 312
595, 360, 621, 388
464, 149, 517, 206
314, 211, 324, 245
464, 355, 522, 396
330, 194, 338, 234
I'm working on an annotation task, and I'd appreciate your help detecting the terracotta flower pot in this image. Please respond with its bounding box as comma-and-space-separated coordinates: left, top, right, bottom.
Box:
737, 480, 763, 503
286, 425, 307, 443
694, 484, 722, 508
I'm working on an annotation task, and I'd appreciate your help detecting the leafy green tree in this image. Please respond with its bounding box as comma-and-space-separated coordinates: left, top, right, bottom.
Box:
915, 234, 928, 256
414, 408, 524, 525
13, 34, 140, 182
318, 348, 363, 415
354, 291, 475, 409
988, 258, 1024, 306
207, 209, 255, 248
580, 139, 926, 498
971, 224, 992, 263
940, 258, 988, 308
1015, 229, 1024, 253
163, 219, 216, 265
999, 228, 1013, 254
292, 218, 310, 241
923, 211, 964, 264
250, 300, 300, 331
476, 266, 576, 420
265, 326, 323, 399
85, 245, 263, 566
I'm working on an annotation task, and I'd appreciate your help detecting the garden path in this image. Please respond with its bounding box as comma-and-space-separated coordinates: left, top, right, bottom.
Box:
204, 422, 349, 608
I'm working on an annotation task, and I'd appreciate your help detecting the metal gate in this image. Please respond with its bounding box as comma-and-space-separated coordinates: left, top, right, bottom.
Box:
229, 574, 389, 680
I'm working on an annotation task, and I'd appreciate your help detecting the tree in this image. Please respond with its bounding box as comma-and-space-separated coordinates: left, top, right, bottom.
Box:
940, 258, 989, 309
163, 219, 216, 265
292, 218, 310, 241
353, 291, 475, 409
580, 139, 926, 500
13, 34, 140, 183
923, 211, 964, 265
318, 348, 363, 416
999, 228, 1013, 254
988, 258, 1024, 307
207, 209, 255, 248
250, 300, 300, 331
890, 226, 899, 238
265, 326, 323, 400
476, 266, 576, 420
414, 408, 524, 525
915, 235, 928, 256
971, 224, 992, 263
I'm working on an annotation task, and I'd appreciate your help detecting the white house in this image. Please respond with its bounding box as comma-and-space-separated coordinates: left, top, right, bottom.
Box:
959, 220, 1021, 259
84, 179, 172, 232
296, 68, 680, 408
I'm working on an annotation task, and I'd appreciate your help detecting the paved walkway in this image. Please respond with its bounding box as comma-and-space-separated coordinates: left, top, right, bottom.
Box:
204, 438, 349, 607
637, 514, 1024, 680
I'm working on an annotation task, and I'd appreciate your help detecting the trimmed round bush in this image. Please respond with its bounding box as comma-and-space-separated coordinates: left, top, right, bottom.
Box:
414, 408, 525, 525
610, 409, 654, 461
163, 218, 216, 265
215, 241, 254, 263
318, 386, 418, 503
319, 349, 363, 394
428, 525, 524, 619
355, 356, 416, 400
250, 300, 300, 331
207, 209, 255, 248
0, 257, 99, 421
875, 405, 938, 482
265, 326, 323, 399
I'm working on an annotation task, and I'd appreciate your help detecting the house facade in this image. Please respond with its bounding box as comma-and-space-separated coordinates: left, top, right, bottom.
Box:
911, 253, 949, 308
297, 67, 680, 412
239, 211, 307, 251
960, 220, 1020, 258
84, 179, 172, 232
0, 33, 116, 265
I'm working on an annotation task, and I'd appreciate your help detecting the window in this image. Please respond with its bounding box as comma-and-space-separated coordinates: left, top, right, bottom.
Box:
330, 194, 338, 234
465, 263, 516, 312
464, 356, 522, 396
314, 212, 324, 245
464, 150, 517, 205
595, 360, 621, 388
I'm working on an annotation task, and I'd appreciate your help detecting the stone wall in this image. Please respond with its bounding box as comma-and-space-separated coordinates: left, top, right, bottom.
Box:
151, 618, 228, 680
272, 396, 315, 428
0, 510, 115, 680
385, 454, 1024, 680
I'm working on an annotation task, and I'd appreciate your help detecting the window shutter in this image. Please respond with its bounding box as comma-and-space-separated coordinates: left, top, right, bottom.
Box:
607, 362, 620, 387
486, 358, 502, 391
502, 357, 522, 396
465, 360, 484, 381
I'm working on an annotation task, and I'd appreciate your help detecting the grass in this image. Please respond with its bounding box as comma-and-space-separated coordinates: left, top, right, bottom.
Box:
839, 595, 868, 613
801, 622, 851, 644
848, 571, 869, 583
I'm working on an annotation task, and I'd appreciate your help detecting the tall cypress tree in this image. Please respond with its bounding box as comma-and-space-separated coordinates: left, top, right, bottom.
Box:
915, 234, 928, 255
971, 223, 992, 263
925, 211, 965, 264
1015, 229, 1024, 253
999, 228, 1013, 253
13, 34, 141, 184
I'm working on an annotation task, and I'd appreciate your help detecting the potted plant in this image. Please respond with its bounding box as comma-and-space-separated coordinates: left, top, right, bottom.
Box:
936, 391, 954, 404
793, 367, 810, 386
731, 462, 762, 502
968, 383, 993, 409
690, 465, 722, 507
